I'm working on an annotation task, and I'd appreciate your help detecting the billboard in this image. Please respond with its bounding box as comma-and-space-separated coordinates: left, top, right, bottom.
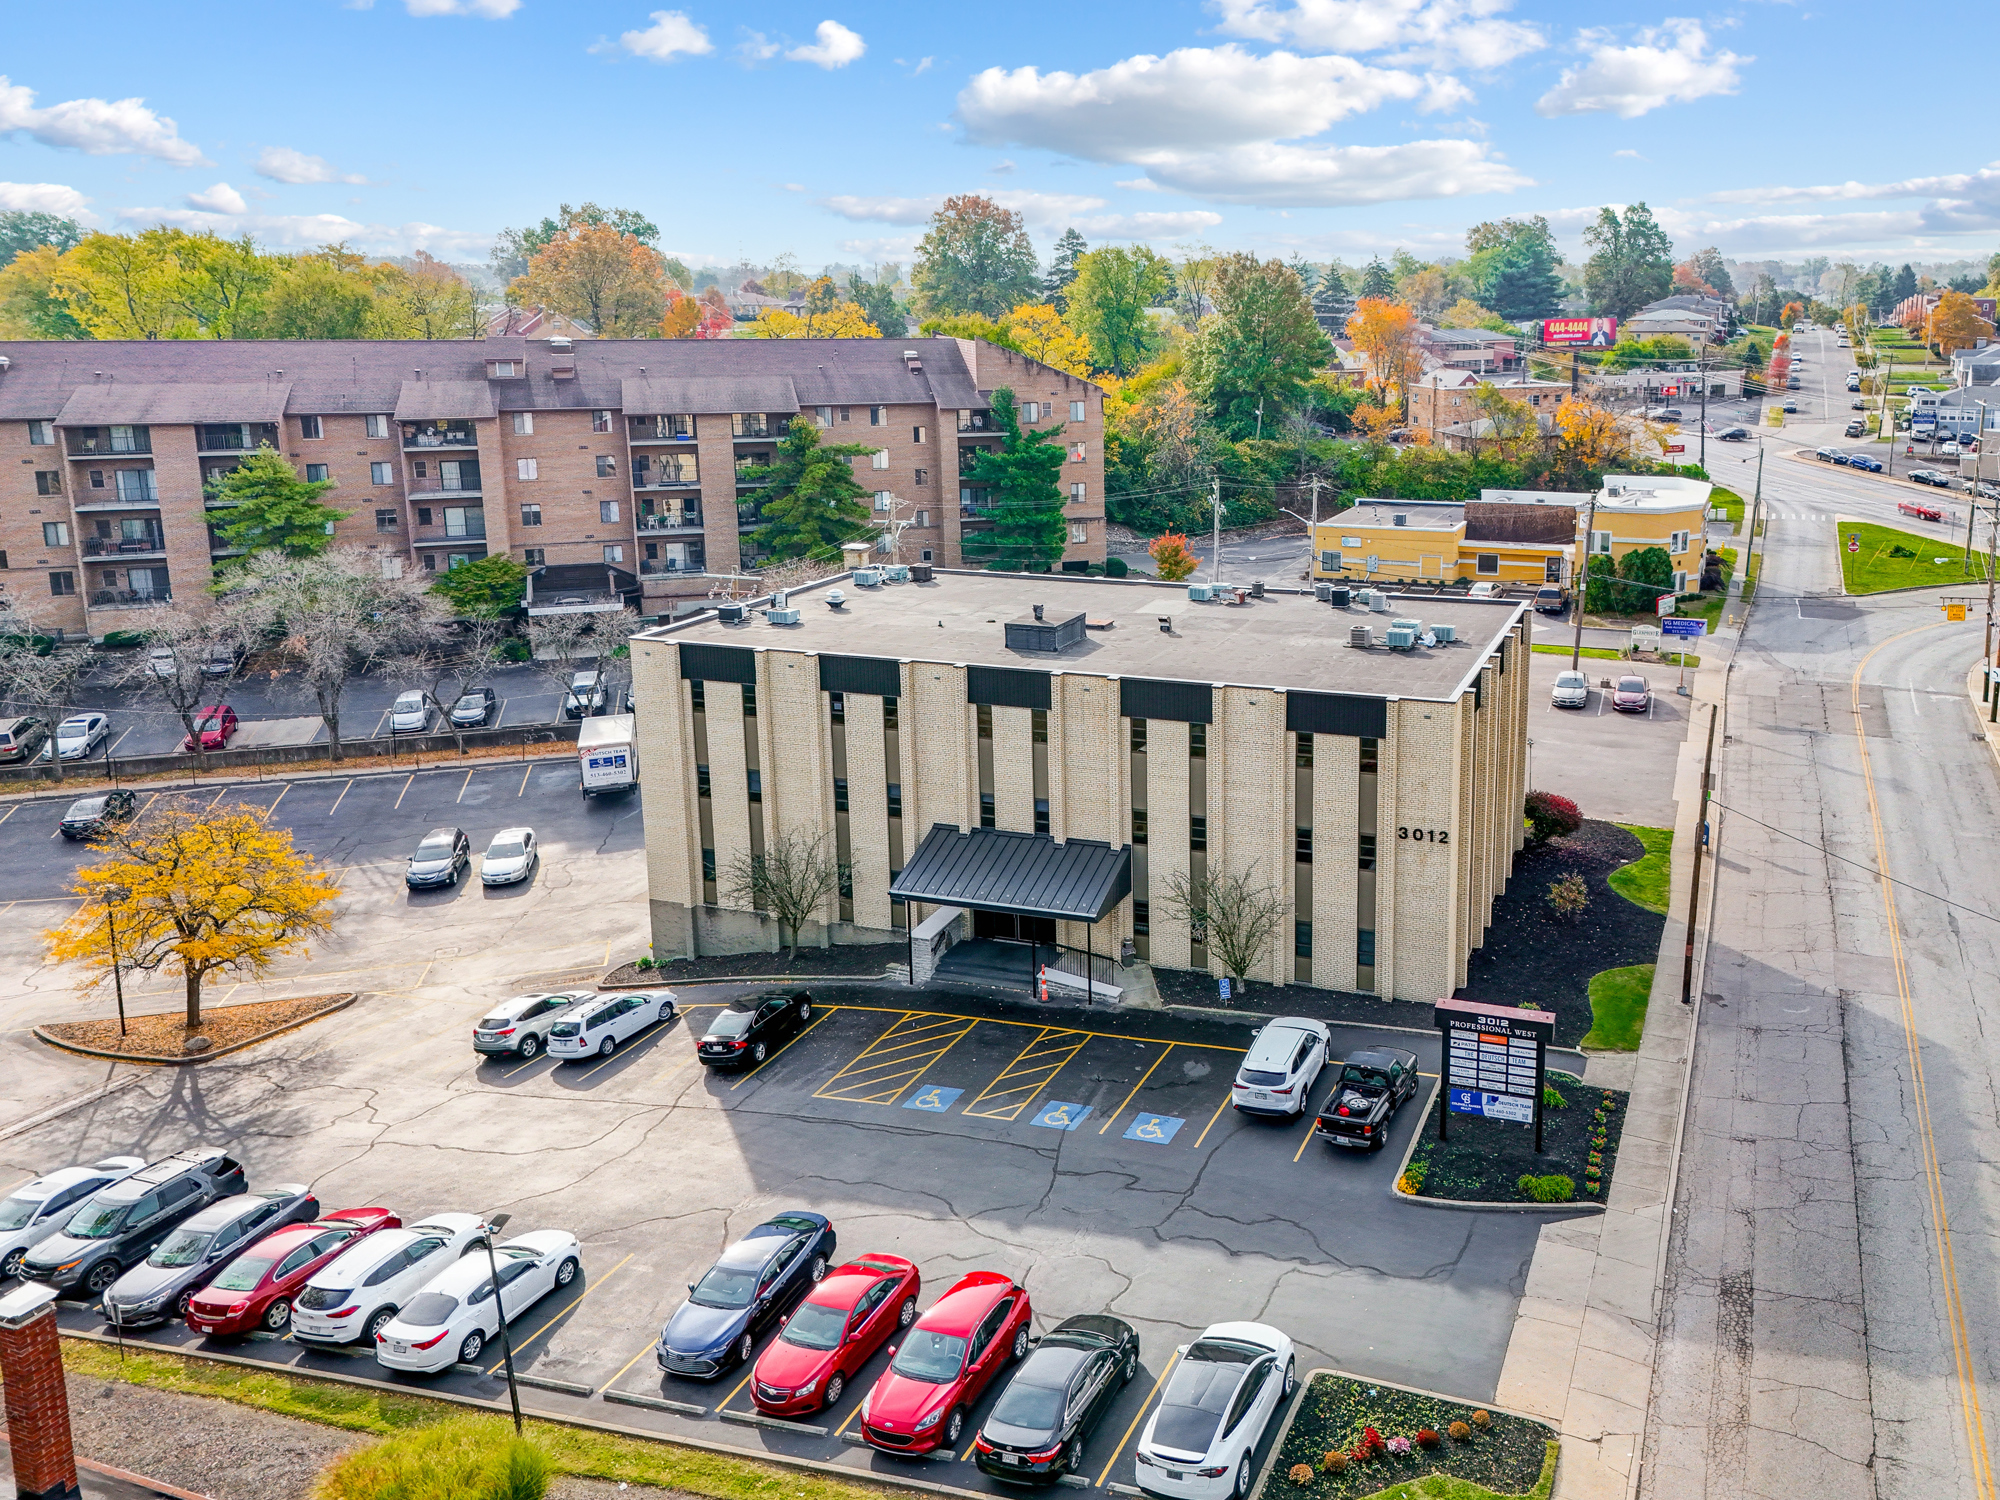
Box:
1543, 316, 1618, 347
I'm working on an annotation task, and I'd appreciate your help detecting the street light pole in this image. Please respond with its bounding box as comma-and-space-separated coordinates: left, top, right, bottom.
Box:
103, 887, 128, 1037
480, 1213, 523, 1435
1209, 475, 1222, 586
1571, 490, 1598, 672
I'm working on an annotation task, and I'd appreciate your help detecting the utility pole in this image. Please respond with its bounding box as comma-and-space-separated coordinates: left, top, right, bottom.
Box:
1571, 490, 1598, 670
1880, 344, 1897, 477
1743, 442, 1766, 606
1697, 340, 1710, 470
1970, 402, 1989, 576
1210, 475, 1222, 585
1681, 702, 1718, 1004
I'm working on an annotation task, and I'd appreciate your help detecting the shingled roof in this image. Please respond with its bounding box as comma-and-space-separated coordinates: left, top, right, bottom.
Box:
1463, 501, 1577, 546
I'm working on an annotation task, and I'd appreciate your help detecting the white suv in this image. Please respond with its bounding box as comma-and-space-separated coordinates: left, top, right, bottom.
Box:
291, 1214, 490, 1346
547, 991, 677, 1061
0, 1157, 146, 1280
563, 671, 607, 720
1231, 1017, 1330, 1118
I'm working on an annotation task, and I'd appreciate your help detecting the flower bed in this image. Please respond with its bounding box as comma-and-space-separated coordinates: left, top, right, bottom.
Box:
1266, 1371, 1557, 1500
1398, 1073, 1626, 1205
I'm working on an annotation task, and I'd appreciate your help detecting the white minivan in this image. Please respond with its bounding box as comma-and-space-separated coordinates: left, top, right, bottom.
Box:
547, 991, 677, 1061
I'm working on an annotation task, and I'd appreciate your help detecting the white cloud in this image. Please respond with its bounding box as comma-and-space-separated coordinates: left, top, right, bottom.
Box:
0, 75, 205, 166
404, 0, 519, 16
0, 181, 92, 218
253, 146, 366, 185
617, 10, 713, 61
185, 182, 247, 214
1708, 167, 1994, 206
960, 46, 1464, 160
787, 19, 865, 68
738, 30, 781, 61
119, 204, 490, 258
1116, 177, 1165, 192
1536, 20, 1746, 119
1613, 149, 1645, 160
820, 195, 942, 226
819, 190, 1112, 229
1211, 0, 1544, 68
1136, 138, 1529, 205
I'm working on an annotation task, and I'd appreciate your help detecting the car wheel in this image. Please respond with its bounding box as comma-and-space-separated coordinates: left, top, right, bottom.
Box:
1282, 1357, 1296, 1398
447, 865, 459, 888
0, 1248, 23, 1279
518, 1034, 540, 1060
1010, 1325, 1030, 1361
175, 1290, 194, 1320
808, 1255, 827, 1283
599, 1035, 617, 1058
735, 1332, 755, 1367
1233, 1454, 1252, 1500
364, 1307, 397, 1343
823, 1372, 845, 1409
459, 1330, 485, 1365
1068, 1438, 1086, 1475
898, 1296, 917, 1328
263, 1299, 291, 1332
85, 1260, 120, 1295
797, 1000, 812, 1022
752, 1041, 768, 1064
556, 1257, 579, 1287
1121, 1349, 1138, 1385
945, 1408, 965, 1446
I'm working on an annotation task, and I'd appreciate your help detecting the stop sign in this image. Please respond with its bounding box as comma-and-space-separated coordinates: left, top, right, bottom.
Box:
1848, 535, 1860, 553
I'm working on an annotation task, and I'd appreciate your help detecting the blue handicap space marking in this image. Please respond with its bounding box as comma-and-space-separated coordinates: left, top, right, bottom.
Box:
903, 1085, 964, 1113
1031, 1100, 1093, 1131
1123, 1113, 1185, 1145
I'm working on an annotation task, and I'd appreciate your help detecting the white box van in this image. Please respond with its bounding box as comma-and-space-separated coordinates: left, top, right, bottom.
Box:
578, 714, 637, 797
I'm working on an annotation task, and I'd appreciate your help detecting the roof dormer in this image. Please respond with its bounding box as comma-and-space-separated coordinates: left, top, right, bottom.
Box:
486, 357, 524, 380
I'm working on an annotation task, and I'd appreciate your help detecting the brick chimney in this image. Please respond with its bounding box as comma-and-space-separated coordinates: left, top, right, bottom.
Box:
0, 1282, 80, 1500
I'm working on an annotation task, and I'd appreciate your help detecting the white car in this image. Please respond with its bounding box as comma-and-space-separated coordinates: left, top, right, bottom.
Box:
547, 990, 677, 1061
0, 1157, 146, 1280
1230, 1017, 1329, 1118
1134, 1323, 1297, 1500
389, 691, 431, 735
147, 647, 177, 679
291, 1213, 490, 1347
374, 1230, 582, 1374
1940, 441, 1962, 457
1467, 581, 1498, 599
480, 827, 539, 886
1551, 670, 1589, 709
472, 990, 592, 1060
41, 713, 109, 761
563, 670, 607, 720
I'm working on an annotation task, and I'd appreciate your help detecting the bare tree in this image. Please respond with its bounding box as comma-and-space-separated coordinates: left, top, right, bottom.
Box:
109, 604, 246, 773
526, 606, 640, 720
722, 828, 839, 958
0, 600, 96, 785
1156, 861, 1288, 989
390, 614, 511, 754
230, 548, 431, 762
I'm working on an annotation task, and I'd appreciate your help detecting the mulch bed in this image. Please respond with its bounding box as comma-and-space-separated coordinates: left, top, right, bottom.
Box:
1402, 1072, 1627, 1206
40, 993, 352, 1061
1458, 820, 1665, 1048
1268, 1372, 1557, 1500
602, 943, 908, 987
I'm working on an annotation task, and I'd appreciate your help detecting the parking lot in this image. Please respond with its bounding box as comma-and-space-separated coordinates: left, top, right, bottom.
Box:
1526, 651, 1688, 828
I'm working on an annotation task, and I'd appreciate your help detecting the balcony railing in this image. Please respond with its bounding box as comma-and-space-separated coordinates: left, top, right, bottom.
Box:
639, 511, 702, 533
403, 422, 478, 449
83, 532, 165, 557
195, 423, 279, 453
415, 523, 487, 542
90, 588, 172, 608
66, 428, 152, 456
957, 411, 998, 432
731, 414, 787, 439
639, 558, 704, 576
634, 459, 699, 488
630, 415, 697, 442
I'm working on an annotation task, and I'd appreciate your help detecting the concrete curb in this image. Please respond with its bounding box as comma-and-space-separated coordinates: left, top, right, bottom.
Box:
1386, 1077, 1608, 1216
31, 993, 359, 1067
1965, 662, 2000, 769
0, 745, 579, 804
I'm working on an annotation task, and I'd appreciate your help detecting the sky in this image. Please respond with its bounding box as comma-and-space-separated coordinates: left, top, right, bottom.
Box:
2, 0, 1994, 278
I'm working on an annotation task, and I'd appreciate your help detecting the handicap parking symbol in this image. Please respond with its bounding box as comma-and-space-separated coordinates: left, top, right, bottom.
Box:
1031, 1100, 1093, 1131
903, 1085, 963, 1113
1123, 1113, 1184, 1145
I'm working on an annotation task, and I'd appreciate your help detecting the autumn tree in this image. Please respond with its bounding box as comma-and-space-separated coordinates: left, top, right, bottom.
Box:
1346, 298, 1422, 415
0, 600, 93, 785
46, 800, 340, 1031
1546, 396, 1636, 489
1149, 531, 1198, 582
1067, 247, 1173, 374
910, 195, 1040, 319
1685, 246, 1734, 297
737, 418, 878, 559
960, 389, 1069, 570
1582, 203, 1675, 320
1185, 253, 1332, 438
1004, 303, 1092, 377
744, 276, 880, 339
1927, 290, 1994, 355
0, 245, 89, 338
258, 249, 377, 339
371, 252, 481, 339
1397, 265, 1453, 321
509, 224, 670, 337
491, 203, 669, 283
662, 285, 732, 339
207, 448, 350, 562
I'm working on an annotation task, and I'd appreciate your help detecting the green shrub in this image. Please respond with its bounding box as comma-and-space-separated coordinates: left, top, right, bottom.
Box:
1105, 555, 1129, 578
1543, 1083, 1567, 1109
497, 638, 530, 663
314, 1417, 551, 1500
101, 630, 146, 649
1516, 1173, 1575, 1203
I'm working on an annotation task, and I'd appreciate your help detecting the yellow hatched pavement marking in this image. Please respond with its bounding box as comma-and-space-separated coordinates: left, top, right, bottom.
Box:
813, 1011, 977, 1106
962, 1026, 1091, 1122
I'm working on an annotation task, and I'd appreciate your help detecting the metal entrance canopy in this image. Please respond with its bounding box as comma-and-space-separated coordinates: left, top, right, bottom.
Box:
890, 825, 1132, 923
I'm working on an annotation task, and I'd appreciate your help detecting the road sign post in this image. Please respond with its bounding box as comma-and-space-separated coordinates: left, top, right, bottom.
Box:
1434, 999, 1557, 1153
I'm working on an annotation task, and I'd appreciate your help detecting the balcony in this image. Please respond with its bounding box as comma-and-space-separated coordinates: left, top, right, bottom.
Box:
957, 411, 998, 433
74, 494, 163, 513
83, 530, 166, 559
634, 457, 699, 489
403, 421, 478, 450
207, 529, 245, 557
66, 427, 152, 457
195, 423, 279, 454
415, 522, 487, 543
630, 415, 697, 443
638, 509, 702, 534
409, 461, 482, 498
731, 414, 789, 439
639, 557, 704, 576
89, 588, 172, 609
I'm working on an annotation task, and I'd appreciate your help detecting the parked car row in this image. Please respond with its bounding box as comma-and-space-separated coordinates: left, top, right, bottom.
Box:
466, 986, 816, 1068
1549, 672, 1652, 712
1814, 447, 1886, 472
404, 825, 542, 890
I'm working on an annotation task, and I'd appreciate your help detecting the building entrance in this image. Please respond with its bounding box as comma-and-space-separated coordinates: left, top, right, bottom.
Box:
973, 911, 1057, 944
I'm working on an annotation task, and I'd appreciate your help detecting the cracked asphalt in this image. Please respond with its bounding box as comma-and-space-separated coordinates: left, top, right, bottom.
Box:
0, 756, 1584, 1495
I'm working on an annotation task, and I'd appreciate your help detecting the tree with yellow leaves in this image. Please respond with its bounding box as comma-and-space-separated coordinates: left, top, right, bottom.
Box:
509, 223, 670, 338
744, 275, 881, 339
1926, 290, 1994, 356
46, 801, 341, 1031
1547, 396, 1635, 487
1004, 303, 1092, 377
1149, 532, 1198, 582
1345, 298, 1422, 415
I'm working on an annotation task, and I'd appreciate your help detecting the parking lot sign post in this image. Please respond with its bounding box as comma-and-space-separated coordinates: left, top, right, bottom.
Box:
1433, 999, 1557, 1153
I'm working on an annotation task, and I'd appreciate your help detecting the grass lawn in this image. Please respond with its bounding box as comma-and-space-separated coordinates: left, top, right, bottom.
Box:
1709, 486, 1745, 527
1838, 522, 1995, 593
1580, 964, 1654, 1051
1530, 643, 1624, 660
1608, 824, 1673, 912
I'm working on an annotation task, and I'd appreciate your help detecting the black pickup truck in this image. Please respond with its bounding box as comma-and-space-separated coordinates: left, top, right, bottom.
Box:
1314, 1048, 1421, 1151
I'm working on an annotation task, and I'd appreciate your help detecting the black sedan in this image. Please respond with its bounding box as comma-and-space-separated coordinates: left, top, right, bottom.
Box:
1313, 1047, 1421, 1151
975, 1314, 1139, 1484
449, 688, 497, 728
60, 790, 137, 841
405, 826, 471, 888
1908, 469, 1950, 487
1715, 427, 1749, 441
697, 990, 814, 1069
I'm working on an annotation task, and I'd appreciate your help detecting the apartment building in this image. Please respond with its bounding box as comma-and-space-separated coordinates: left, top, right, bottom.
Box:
630, 571, 1530, 1003
1407, 370, 1571, 438
0, 336, 1104, 637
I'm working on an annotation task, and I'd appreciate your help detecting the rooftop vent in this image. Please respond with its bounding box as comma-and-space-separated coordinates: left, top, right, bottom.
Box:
1392, 513, 1408, 527
826, 588, 847, 610
546, 336, 573, 352
910, 564, 935, 583
1349, 624, 1374, 648
716, 603, 747, 624
1006, 609, 1087, 653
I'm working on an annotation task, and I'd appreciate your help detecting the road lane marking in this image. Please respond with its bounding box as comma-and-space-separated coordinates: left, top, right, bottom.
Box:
731, 1005, 838, 1090
573, 1016, 675, 1080
603, 1336, 661, 1392
326, 779, 355, 815
518, 765, 531, 797
964, 1028, 1093, 1122
1097, 1349, 1180, 1487
1099, 1044, 1174, 1134
485, 1252, 633, 1373
1190, 1094, 1234, 1151
812, 1011, 976, 1106
107, 727, 134, 756
718, 1365, 757, 1411
392, 775, 415, 810
455, 769, 475, 803
260, 785, 290, 824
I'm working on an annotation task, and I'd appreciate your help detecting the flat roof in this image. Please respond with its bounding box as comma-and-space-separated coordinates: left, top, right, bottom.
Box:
645, 571, 1526, 703
1326, 500, 1464, 531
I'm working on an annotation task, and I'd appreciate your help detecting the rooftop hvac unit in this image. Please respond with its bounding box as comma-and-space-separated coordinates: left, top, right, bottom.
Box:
1005, 609, 1087, 653
1250, 580, 1265, 598
1371, 593, 1394, 613
769, 590, 788, 611
1314, 582, 1334, 602
910, 564, 935, 583
716, 604, 747, 624
1386, 627, 1417, 650
1349, 624, 1374, 648
1430, 623, 1456, 643
1327, 587, 1351, 608
1392, 513, 1408, 526
1187, 583, 1216, 602
882, 564, 910, 583
765, 607, 801, 625
1391, 617, 1423, 633
853, 567, 883, 588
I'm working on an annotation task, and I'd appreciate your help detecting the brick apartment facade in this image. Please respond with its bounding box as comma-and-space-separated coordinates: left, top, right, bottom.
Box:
0, 336, 1104, 636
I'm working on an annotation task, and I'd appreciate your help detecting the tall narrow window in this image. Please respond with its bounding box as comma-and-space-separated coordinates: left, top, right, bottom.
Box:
1295, 921, 1313, 959
977, 704, 992, 740
1031, 709, 1047, 744
1132, 900, 1151, 935
741, 683, 757, 715
690, 680, 706, 711
980, 792, 996, 828
1295, 733, 1314, 768
1189, 815, 1207, 852
833, 778, 848, 812
829, 692, 845, 724
1131, 808, 1147, 845
1359, 736, 1378, 774
886, 783, 902, 818
1130, 719, 1147, 754
883, 697, 898, 730
1357, 929, 1377, 967
1358, 834, 1377, 870
1295, 827, 1313, 863
746, 769, 762, 804
1034, 798, 1050, 834
1189, 722, 1206, 758
697, 764, 711, 797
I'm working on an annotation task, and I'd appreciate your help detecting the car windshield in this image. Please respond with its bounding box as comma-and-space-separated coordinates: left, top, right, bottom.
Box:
781, 1301, 848, 1351
487, 841, 525, 860
66, 798, 106, 818
414, 834, 455, 857
708, 1011, 753, 1037
990, 1378, 1065, 1430
395, 694, 423, 710
64, 1200, 131, 1238
0, 1194, 42, 1231
1618, 678, 1646, 693
208, 1254, 274, 1292
59, 719, 90, 735
148, 1228, 213, 1268
454, 695, 484, 710
891, 1329, 967, 1383
1556, 673, 1585, 687
399, 1292, 459, 1326
689, 1262, 760, 1309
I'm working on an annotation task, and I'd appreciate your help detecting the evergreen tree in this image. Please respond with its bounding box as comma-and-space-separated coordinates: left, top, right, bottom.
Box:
1311, 263, 1353, 333
847, 270, 906, 335
1043, 229, 1088, 311
1358, 258, 1396, 300
737, 418, 877, 560
0, 211, 83, 265
1888, 263, 1919, 307
1285, 255, 1319, 298
207, 447, 351, 562
428, 555, 528, 618
959, 389, 1068, 570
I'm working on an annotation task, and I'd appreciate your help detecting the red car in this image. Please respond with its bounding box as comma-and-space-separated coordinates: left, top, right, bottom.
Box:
860, 1271, 1033, 1455
1611, 675, 1651, 713
185, 1208, 399, 1337
1898, 500, 1944, 522
752, 1255, 921, 1417
179, 704, 240, 752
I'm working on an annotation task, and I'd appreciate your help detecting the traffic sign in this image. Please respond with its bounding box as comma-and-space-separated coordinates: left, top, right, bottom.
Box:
1946, 602, 1967, 621
1661, 617, 1707, 637
1848, 535, 1860, 553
